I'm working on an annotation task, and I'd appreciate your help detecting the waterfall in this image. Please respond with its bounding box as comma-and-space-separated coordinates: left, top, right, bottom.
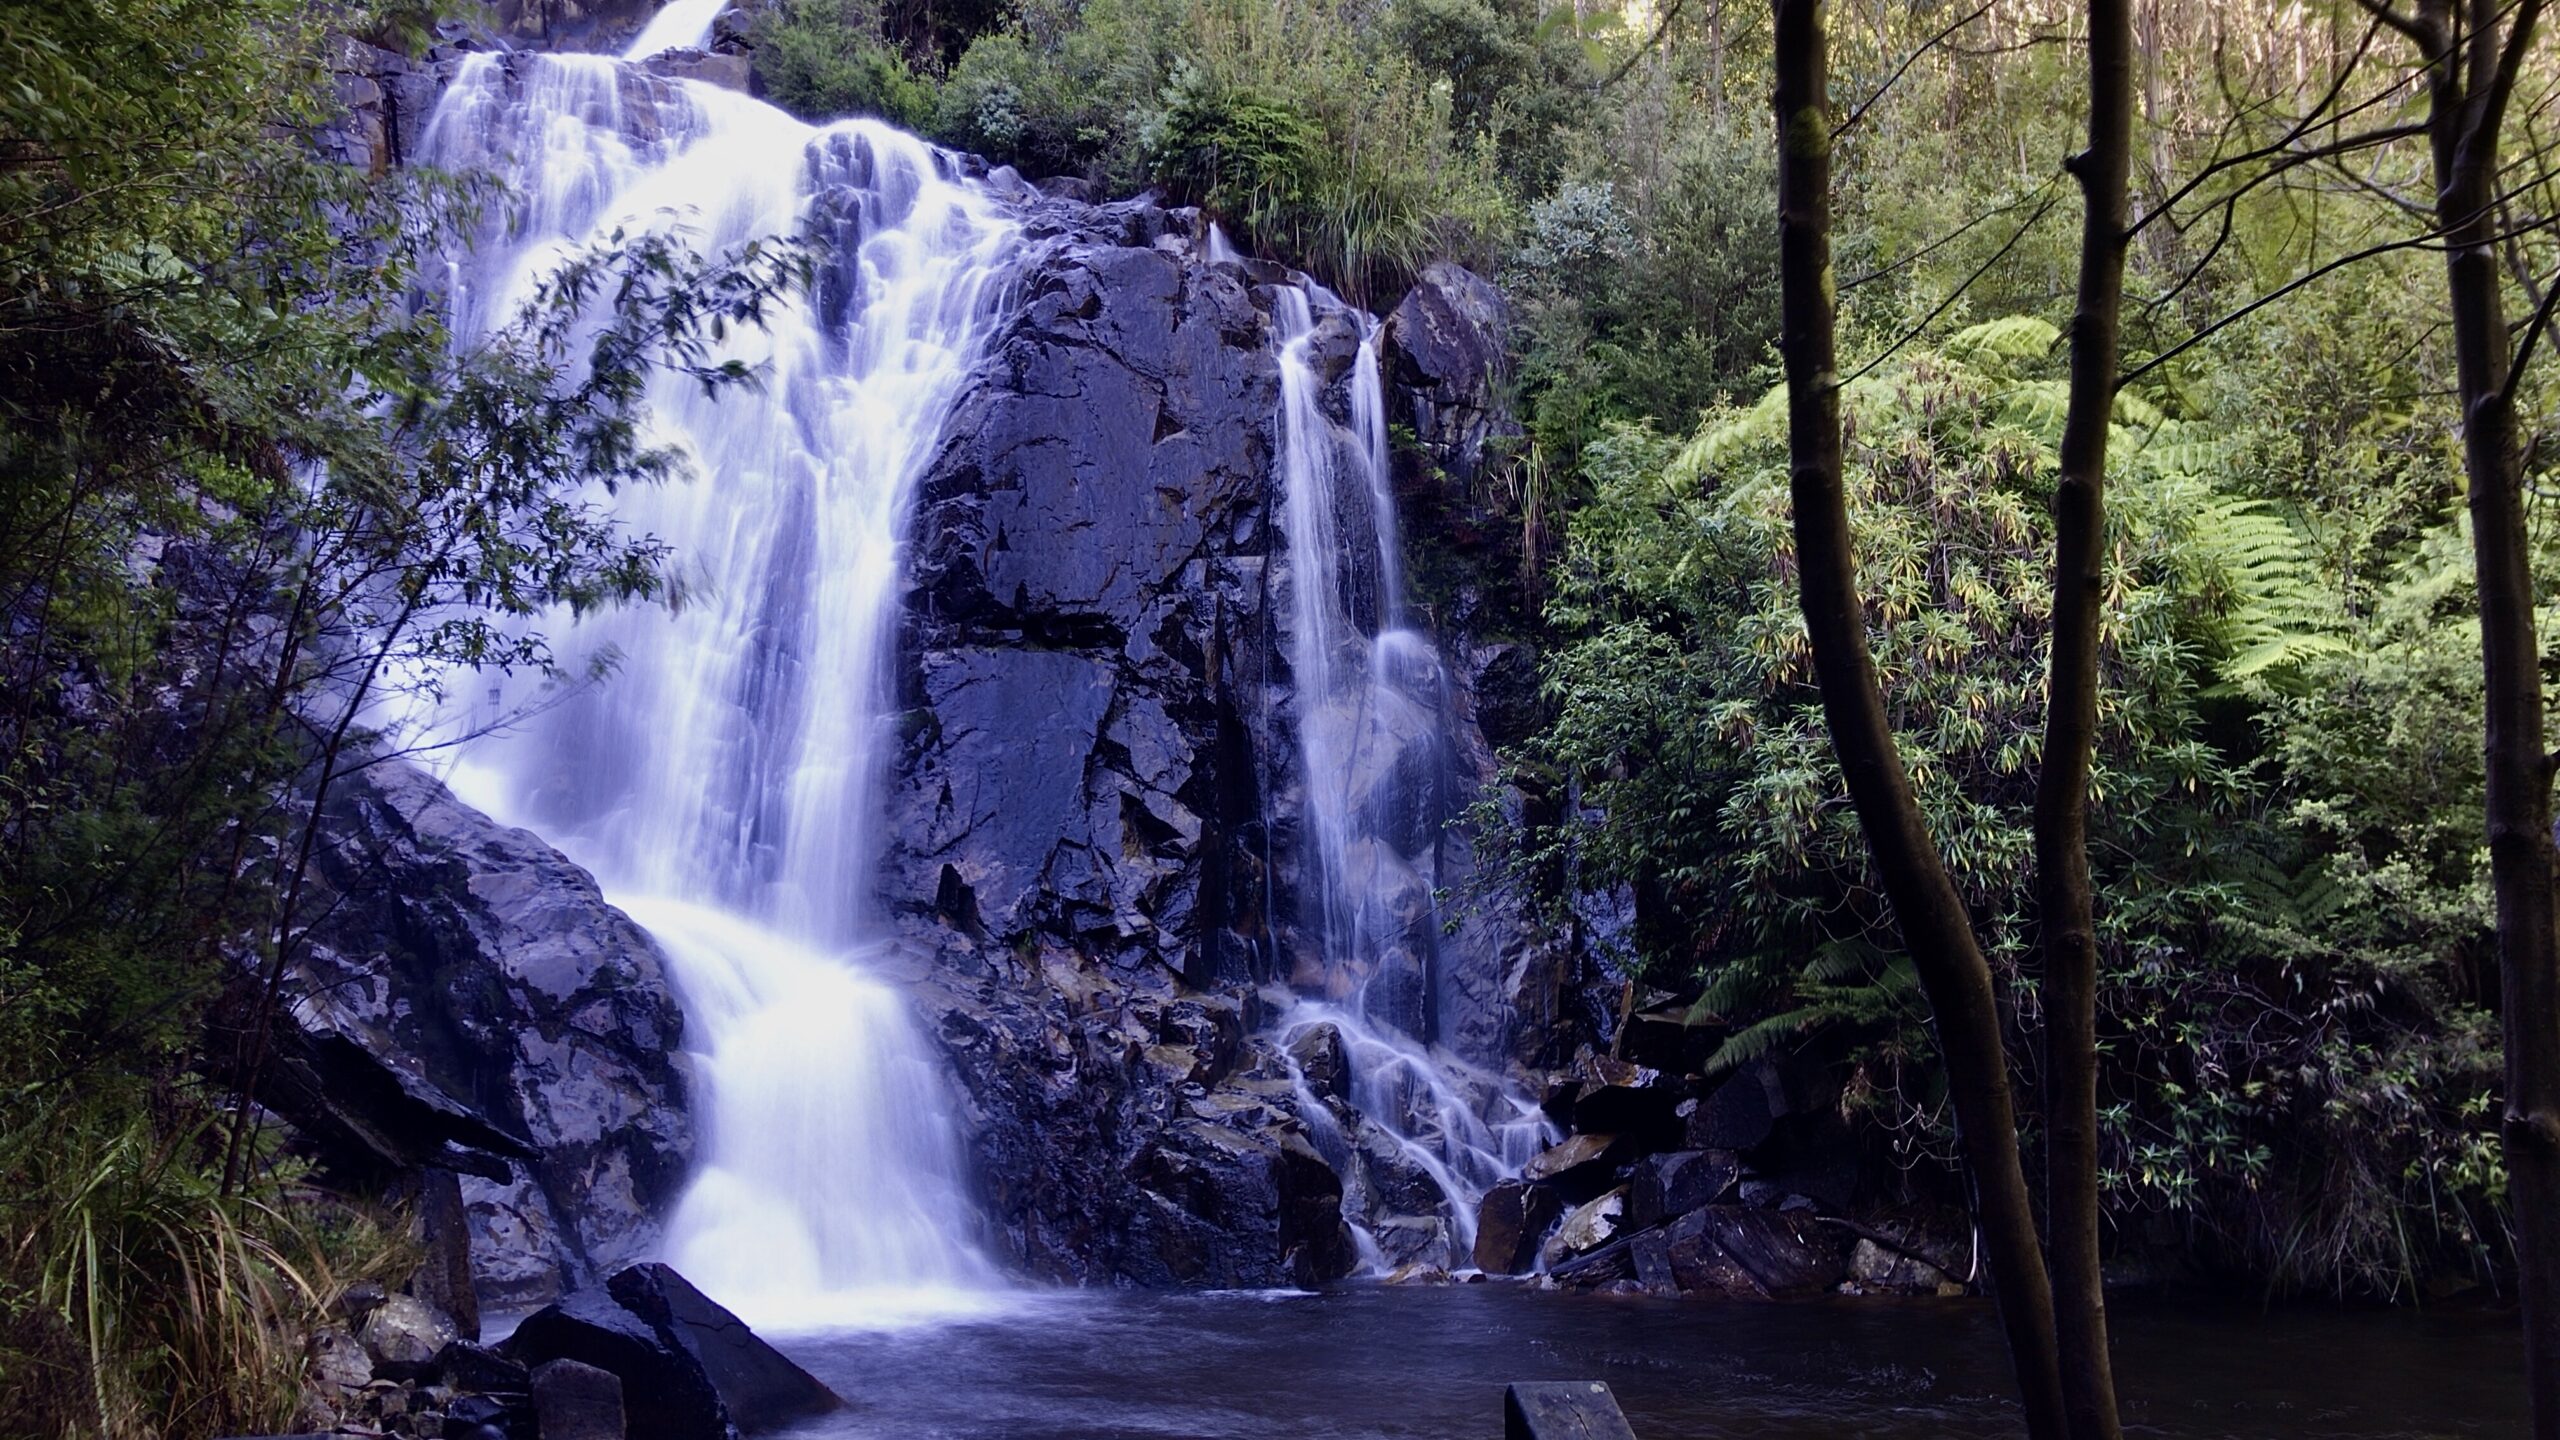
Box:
1266, 287, 1551, 1270
623, 0, 724, 58
421, 48, 1016, 1330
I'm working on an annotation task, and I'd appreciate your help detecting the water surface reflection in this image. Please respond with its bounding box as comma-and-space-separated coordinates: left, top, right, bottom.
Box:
782, 1282, 2522, 1439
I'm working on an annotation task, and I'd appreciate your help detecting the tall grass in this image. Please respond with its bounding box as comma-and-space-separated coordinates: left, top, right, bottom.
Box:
2, 1100, 413, 1439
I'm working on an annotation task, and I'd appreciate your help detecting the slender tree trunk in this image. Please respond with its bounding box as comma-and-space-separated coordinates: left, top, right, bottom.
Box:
2413, 2, 2560, 1431
1770, 6, 2068, 1436
2038, 1, 2132, 1436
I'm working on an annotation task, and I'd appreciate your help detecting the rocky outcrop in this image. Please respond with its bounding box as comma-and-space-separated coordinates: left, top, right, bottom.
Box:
885, 201, 1370, 1285
300, 33, 1585, 1293
1380, 261, 1518, 488
292, 762, 693, 1311
879, 197, 1591, 1282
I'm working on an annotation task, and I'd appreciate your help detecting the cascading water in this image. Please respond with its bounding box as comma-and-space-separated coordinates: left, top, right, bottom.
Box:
1266, 286, 1552, 1270
422, 36, 1017, 1329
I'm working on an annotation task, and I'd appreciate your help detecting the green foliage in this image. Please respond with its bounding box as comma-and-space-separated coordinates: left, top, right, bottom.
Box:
1141, 61, 1320, 245
1522, 320, 2492, 1292
754, 0, 940, 127
1506, 117, 1781, 475
0, 1102, 415, 1439
936, 0, 1525, 299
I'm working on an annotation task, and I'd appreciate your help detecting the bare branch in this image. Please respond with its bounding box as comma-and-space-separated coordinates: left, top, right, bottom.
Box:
1840, 184, 2068, 388
2499, 259, 2560, 405
2124, 207, 2560, 387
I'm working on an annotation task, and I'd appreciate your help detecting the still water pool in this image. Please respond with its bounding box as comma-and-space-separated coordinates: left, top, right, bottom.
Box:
775, 1282, 2524, 1439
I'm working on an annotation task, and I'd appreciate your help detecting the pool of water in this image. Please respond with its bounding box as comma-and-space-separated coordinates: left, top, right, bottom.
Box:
774, 1282, 2523, 1439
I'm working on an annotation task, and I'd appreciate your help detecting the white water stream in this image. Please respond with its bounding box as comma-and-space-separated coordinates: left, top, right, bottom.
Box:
1265, 287, 1550, 1268
422, 36, 1014, 1329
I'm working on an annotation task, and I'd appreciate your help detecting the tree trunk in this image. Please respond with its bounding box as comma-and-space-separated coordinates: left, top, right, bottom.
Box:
2417, 2, 2560, 1431
1769, 5, 2068, 1437
2038, 0, 2132, 1435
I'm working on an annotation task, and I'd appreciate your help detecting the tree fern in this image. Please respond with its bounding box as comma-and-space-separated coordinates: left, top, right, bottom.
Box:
2184, 496, 2349, 696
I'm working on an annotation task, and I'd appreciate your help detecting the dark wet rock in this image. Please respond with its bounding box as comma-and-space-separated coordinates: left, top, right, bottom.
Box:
1625, 1149, 1740, 1228
321, 39, 460, 176
605, 1264, 842, 1435
1538, 1187, 1626, 1269
505, 1264, 839, 1440
1505, 1381, 1639, 1440
1682, 1064, 1783, 1152
1849, 1236, 1953, 1293
1122, 1120, 1354, 1287
1473, 1179, 1564, 1275
1568, 1063, 1683, 1150
889, 201, 1386, 1285
1658, 1205, 1850, 1299
403, 1167, 483, 1341
437, 1340, 531, 1396
291, 761, 693, 1312
445, 1391, 522, 1440
359, 1293, 458, 1381
530, 1358, 626, 1440
1629, 1227, 1678, 1295
505, 1291, 719, 1440
1520, 1132, 1625, 1202
310, 1326, 374, 1392
1286, 1023, 1350, 1100
1380, 261, 1516, 486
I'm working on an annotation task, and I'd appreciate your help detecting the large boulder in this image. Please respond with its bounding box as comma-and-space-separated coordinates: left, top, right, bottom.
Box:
530, 1358, 626, 1440
504, 1264, 840, 1440
1658, 1205, 1850, 1298
290, 761, 694, 1311
1520, 1132, 1625, 1202
1473, 1179, 1564, 1274
605, 1264, 842, 1435
1625, 1149, 1739, 1228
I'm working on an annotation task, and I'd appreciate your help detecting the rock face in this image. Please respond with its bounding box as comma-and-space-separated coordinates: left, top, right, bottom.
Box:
887, 201, 1368, 1285
1380, 261, 1518, 488
294, 761, 694, 1311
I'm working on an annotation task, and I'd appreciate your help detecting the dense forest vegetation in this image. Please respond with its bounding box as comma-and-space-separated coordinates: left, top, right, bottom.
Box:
7, 0, 2560, 1432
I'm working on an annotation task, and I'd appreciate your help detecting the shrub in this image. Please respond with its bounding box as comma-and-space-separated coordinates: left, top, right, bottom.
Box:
753, 0, 940, 127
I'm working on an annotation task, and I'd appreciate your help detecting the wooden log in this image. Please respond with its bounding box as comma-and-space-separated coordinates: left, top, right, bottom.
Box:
1505, 1381, 1640, 1440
